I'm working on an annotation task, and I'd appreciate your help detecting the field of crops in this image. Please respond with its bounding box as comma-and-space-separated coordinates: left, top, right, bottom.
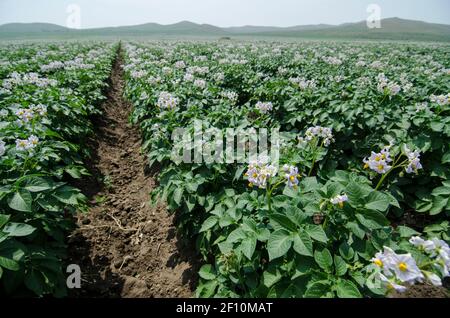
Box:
1, 40, 449, 298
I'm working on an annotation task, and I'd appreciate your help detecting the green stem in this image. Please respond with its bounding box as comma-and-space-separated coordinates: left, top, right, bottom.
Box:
308, 139, 323, 177
322, 216, 328, 229
267, 189, 272, 213
374, 156, 409, 191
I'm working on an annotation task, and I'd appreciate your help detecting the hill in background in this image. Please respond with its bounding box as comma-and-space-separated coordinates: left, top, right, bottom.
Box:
0, 18, 449, 42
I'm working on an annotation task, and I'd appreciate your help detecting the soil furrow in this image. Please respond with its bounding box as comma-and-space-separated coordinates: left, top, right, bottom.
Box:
67, 46, 197, 298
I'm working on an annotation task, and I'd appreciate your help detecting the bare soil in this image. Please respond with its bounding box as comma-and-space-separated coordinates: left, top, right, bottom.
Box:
67, 47, 198, 298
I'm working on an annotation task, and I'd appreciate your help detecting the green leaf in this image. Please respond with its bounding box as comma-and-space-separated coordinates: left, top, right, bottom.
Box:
0, 214, 10, 228
334, 255, 347, 276
364, 191, 390, 212
52, 186, 80, 205
346, 222, 366, 239
24, 177, 53, 192
196, 280, 218, 298
0, 255, 19, 271
269, 213, 298, 232
199, 216, 218, 232
304, 281, 330, 298
335, 279, 362, 298
430, 121, 444, 132
173, 188, 183, 206
198, 264, 216, 280
397, 226, 420, 238
24, 270, 45, 296
442, 151, 450, 164
7, 190, 32, 212
314, 248, 333, 271
263, 267, 282, 288
241, 236, 257, 260
356, 210, 389, 230
233, 166, 246, 182
267, 229, 292, 261
346, 181, 371, 206
430, 196, 448, 215
292, 231, 313, 257
432, 187, 450, 197
3, 223, 35, 237
305, 225, 328, 243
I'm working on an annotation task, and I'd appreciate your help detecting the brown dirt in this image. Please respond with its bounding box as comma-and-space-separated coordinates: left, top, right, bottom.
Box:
67, 47, 198, 298
390, 283, 449, 298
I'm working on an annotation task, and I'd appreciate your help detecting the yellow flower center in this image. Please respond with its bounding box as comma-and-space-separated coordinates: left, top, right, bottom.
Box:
338, 202, 344, 208
377, 164, 384, 171
364, 163, 369, 169
289, 176, 295, 181
374, 259, 383, 267
252, 173, 257, 178
398, 262, 408, 272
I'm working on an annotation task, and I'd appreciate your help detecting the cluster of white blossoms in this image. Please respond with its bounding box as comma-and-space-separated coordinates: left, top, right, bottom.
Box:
430, 93, 449, 106
322, 56, 343, 66
371, 238, 450, 293
372, 247, 423, 292
193, 79, 207, 89
30, 104, 48, 116
174, 60, 186, 69
156, 92, 178, 110
363, 145, 393, 174
283, 165, 300, 189
415, 102, 429, 113
404, 146, 423, 174
183, 73, 194, 82
147, 76, 162, 85
289, 77, 317, 90
377, 73, 401, 96
214, 72, 225, 82
15, 135, 39, 152
130, 70, 148, 79
15, 104, 48, 124
221, 91, 238, 103
245, 159, 278, 189
0, 139, 6, 157
187, 66, 209, 75
0, 109, 8, 117
15, 108, 35, 123
300, 126, 334, 147
410, 237, 450, 280
330, 194, 349, 208
2, 72, 57, 89
255, 101, 273, 114
162, 67, 172, 75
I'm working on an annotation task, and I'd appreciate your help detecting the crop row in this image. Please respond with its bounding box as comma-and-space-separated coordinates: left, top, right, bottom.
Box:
123, 41, 450, 297
0, 42, 117, 296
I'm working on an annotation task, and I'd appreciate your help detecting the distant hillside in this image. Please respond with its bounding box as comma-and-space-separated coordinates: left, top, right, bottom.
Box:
0, 22, 69, 33
90, 21, 227, 36
258, 18, 450, 42
225, 24, 333, 34
0, 18, 449, 42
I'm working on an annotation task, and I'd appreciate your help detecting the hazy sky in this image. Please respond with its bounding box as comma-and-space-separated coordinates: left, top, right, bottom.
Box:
0, 0, 449, 28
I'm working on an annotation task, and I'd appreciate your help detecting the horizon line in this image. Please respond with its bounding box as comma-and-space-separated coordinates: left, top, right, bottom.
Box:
1, 16, 449, 31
